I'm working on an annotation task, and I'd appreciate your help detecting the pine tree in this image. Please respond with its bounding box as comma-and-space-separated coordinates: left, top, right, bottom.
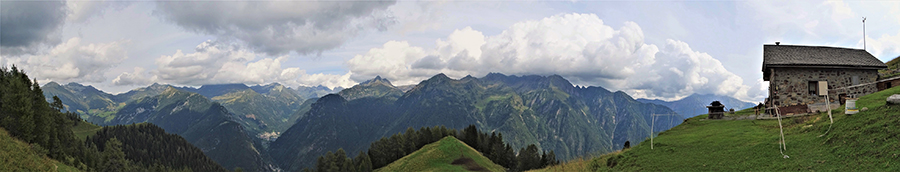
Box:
353, 151, 373, 172
102, 138, 130, 172
51, 96, 65, 112
516, 144, 541, 171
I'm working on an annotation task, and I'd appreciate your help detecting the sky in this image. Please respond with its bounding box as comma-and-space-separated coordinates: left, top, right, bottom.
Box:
2, 0, 899, 103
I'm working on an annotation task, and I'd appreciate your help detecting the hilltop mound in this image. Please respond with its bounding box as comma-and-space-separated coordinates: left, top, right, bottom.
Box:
540, 86, 900, 171
376, 136, 505, 172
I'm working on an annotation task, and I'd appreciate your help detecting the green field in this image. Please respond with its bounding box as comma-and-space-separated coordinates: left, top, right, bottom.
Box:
537, 86, 900, 171
0, 128, 80, 172
376, 136, 506, 172
72, 120, 103, 141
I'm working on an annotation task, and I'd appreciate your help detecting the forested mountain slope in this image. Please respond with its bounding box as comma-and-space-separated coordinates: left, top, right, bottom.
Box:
109, 87, 271, 171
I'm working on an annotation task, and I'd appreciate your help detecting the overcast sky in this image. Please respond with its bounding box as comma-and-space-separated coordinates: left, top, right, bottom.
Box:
2, 0, 899, 102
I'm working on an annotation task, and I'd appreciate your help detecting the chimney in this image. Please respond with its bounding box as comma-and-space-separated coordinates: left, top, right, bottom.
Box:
775, 42, 780, 45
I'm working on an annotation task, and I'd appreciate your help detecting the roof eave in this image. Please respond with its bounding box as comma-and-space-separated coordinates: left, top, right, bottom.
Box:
763, 64, 887, 70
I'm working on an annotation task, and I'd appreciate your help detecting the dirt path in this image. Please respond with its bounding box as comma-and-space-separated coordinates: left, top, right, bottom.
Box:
451, 156, 489, 172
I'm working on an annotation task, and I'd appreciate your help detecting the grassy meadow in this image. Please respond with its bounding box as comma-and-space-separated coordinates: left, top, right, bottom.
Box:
535, 86, 900, 171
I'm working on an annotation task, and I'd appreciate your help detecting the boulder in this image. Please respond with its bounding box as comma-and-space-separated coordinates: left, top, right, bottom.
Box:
888, 94, 900, 105
861, 107, 869, 112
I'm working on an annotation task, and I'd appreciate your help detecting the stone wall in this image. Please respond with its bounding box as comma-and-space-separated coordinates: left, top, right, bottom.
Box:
768, 68, 879, 107
877, 77, 900, 91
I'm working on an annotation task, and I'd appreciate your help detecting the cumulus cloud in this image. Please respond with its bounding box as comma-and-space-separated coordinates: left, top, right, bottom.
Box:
0, 0, 68, 55
346, 13, 763, 101
4, 37, 130, 83
627, 40, 756, 100
155, 40, 255, 84
149, 40, 354, 89
153, 1, 397, 56
862, 32, 900, 59
113, 67, 154, 86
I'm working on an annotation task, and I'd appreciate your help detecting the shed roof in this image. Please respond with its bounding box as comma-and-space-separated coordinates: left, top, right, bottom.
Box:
763, 44, 887, 72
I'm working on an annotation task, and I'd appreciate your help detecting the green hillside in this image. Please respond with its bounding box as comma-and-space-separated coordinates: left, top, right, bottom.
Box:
376, 136, 505, 172
41, 82, 120, 124
0, 128, 80, 172
72, 120, 102, 140
540, 86, 900, 171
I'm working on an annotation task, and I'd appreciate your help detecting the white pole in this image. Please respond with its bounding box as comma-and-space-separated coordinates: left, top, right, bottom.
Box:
827, 95, 833, 124
776, 107, 786, 151
863, 17, 867, 51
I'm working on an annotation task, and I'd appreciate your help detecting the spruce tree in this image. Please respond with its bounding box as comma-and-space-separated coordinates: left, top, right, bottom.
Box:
102, 138, 130, 172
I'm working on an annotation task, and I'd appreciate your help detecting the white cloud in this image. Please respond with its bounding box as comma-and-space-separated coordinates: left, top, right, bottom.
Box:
153, 1, 398, 56
345, 13, 763, 101
150, 40, 354, 89
627, 39, 755, 100
112, 67, 153, 86
4, 37, 129, 83
862, 31, 900, 59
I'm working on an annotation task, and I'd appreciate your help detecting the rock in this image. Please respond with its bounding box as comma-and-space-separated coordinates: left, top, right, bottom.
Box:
888, 94, 900, 105
861, 107, 869, 111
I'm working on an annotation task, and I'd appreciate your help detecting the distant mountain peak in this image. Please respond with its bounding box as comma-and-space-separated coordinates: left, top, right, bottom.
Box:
318, 94, 347, 104
199, 83, 249, 89
359, 76, 394, 87
65, 82, 85, 87
61, 82, 104, 93
429, 73, 451, 81
44, 81, 61, 87
161, 86, 180, 94
461, 75, 476, 81
485, 72, 507, 78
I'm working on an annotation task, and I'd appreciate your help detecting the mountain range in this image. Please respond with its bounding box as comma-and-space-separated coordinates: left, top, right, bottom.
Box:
637, 94, 757, 118
39, 73, 759, 171
268, 73, 684, 170
40, 82, 340, 171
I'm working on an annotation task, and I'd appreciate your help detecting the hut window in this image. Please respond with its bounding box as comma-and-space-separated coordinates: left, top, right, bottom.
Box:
809, 81, 818, 96
852, 76, 860, 85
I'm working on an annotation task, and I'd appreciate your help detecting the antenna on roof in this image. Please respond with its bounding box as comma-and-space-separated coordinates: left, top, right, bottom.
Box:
863, 17, 867, 51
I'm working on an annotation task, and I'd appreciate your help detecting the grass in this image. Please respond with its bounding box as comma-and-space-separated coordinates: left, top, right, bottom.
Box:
375, 136, 506, 172
727, 106, 760, 116
537, 86, 900, 171
0, 127, 80, 172
72, 120, 103, 141
475, 94, 515, 111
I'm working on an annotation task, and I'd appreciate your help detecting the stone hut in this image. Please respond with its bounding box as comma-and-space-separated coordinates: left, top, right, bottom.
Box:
763, 44, 887, 114
707, 101, 725, 119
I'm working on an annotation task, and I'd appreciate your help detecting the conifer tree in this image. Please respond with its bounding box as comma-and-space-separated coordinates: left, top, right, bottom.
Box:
102, 138, 130, 172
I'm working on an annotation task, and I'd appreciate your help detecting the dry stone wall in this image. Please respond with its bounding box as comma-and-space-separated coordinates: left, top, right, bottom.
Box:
769, 68, 878, 107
